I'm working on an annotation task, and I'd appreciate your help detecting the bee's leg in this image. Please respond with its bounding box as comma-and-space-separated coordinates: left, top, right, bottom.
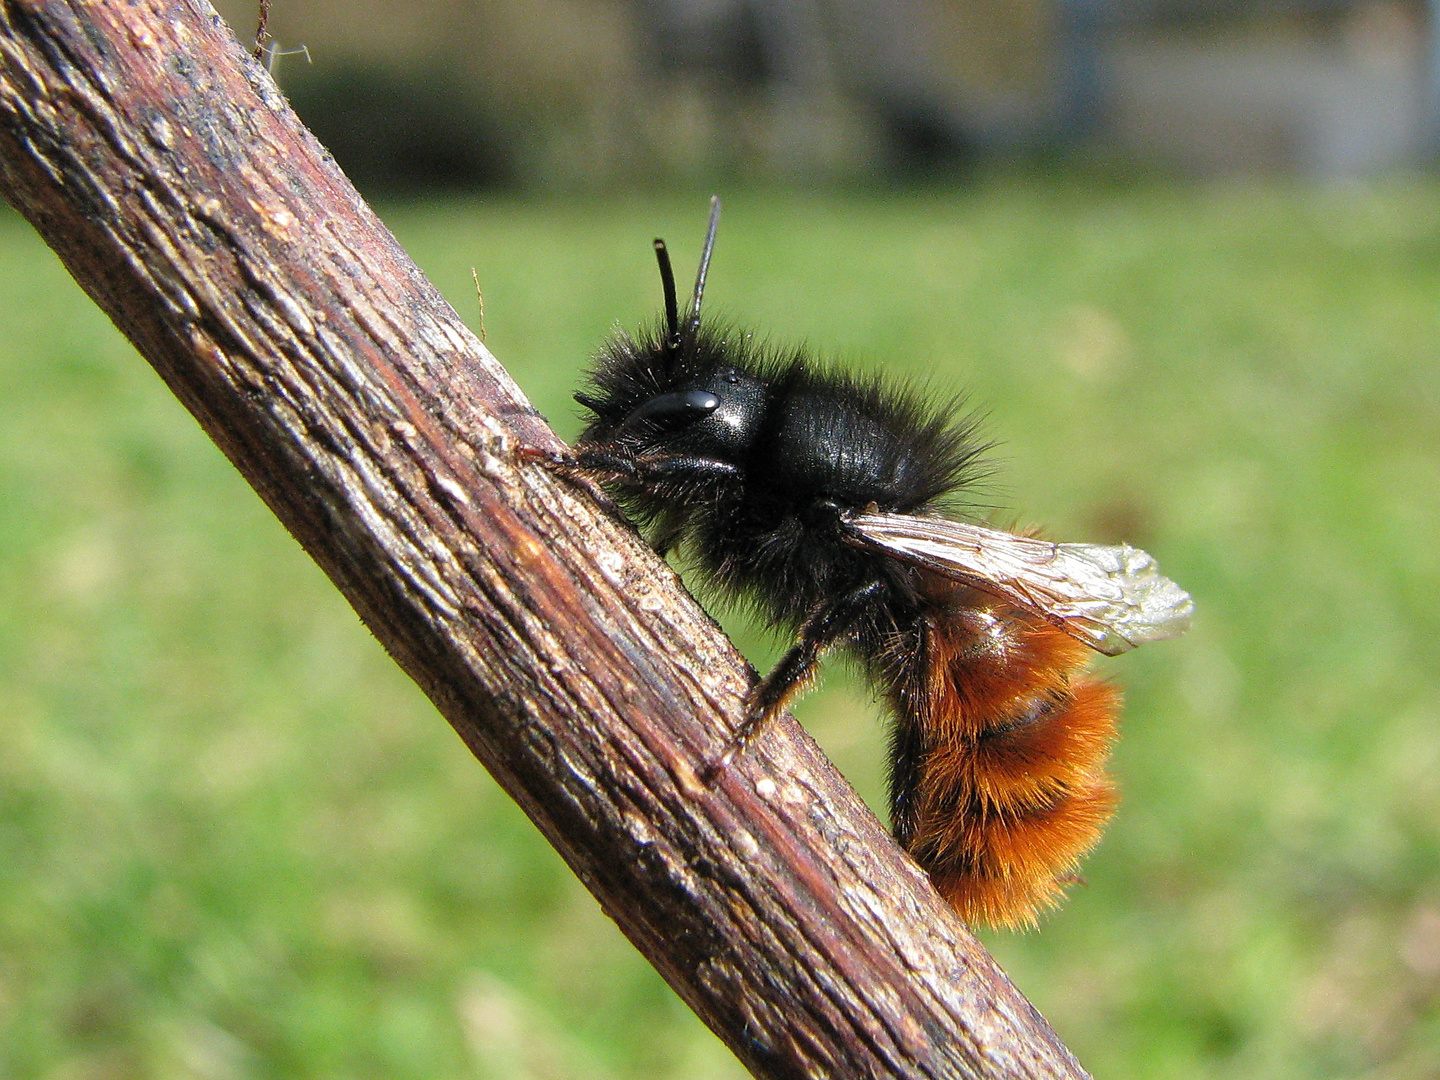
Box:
886, 679, 927, 846
521, 445, 740, 485
709, 579, 887, 776
620, 454, 741, 484
569, 453, 738, 553
514, 445, 621, 508
515, 444, 613, 475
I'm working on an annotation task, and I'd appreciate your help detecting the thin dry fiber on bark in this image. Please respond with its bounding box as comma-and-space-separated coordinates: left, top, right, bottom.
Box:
0, 1, 1092, 1077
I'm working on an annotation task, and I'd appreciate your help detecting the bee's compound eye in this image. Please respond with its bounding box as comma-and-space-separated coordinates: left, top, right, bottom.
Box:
618, 389, 721, 433
680, 390, 722, 413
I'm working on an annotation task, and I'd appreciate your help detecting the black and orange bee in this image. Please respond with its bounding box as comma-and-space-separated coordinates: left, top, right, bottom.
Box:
564, 198, 1192, 928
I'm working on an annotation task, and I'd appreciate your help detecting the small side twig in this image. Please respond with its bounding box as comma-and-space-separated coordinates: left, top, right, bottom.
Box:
471, 266, 487, 341
252, 0, 271, 60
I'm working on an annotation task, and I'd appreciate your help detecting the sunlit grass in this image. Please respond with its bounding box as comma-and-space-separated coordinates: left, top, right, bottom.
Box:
2, 178, 1439, 1078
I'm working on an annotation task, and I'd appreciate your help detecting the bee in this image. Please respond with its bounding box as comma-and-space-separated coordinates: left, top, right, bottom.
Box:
561, 197, 1192, 929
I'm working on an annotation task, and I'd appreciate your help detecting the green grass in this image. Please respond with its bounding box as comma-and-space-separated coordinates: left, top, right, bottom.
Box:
2, 179, 1439, 1079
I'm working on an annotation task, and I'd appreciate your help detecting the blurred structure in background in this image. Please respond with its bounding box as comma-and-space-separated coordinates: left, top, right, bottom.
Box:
211, 0, 1436, 191
1105, 0, 1431, 175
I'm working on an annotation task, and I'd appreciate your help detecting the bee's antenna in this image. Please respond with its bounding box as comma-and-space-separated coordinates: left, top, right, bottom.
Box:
688, 195, 721, 332
653, 238, 680, 352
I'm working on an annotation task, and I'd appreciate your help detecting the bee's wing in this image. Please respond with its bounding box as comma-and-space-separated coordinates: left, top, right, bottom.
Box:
843, 511, 1193, 656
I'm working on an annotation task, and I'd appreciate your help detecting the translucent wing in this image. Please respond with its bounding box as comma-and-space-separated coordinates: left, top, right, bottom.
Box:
843, 511, 1193, 656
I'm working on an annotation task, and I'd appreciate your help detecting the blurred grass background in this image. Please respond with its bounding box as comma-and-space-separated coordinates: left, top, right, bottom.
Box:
1, 178, 1439, 1079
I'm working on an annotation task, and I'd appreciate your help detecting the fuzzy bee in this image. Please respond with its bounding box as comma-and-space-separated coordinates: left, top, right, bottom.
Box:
561, 198, 1192, 928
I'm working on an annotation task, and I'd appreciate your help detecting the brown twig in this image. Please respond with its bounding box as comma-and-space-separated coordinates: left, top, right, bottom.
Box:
0, 1, 1091, 1077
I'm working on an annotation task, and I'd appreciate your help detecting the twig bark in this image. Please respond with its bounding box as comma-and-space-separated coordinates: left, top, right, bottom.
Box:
0, 2, 1091, 1077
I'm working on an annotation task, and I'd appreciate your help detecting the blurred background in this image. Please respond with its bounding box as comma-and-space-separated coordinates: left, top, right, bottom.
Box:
1, 1, 1439, 1078
234, 0, 1433, 189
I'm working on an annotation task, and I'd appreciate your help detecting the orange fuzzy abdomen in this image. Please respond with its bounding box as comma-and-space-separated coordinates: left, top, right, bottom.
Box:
898, 584, 1120, 929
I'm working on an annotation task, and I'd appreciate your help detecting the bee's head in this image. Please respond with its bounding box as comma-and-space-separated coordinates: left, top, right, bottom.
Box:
577, 197, 769, 459
648, 363, 766, 454
578, 358, 767, 460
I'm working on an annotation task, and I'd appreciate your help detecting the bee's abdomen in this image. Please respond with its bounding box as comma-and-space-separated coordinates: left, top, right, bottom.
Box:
892, 589, 1120, 929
